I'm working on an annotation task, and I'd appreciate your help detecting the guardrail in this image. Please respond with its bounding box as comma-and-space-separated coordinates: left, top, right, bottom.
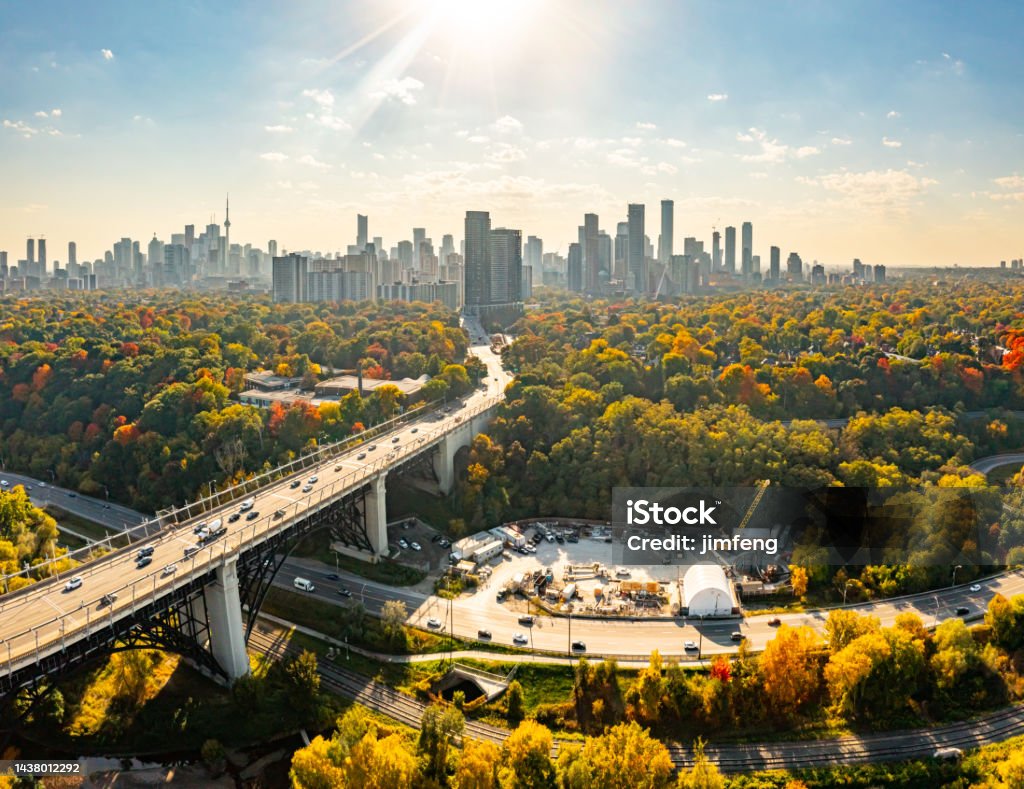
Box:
0, 395, 503, 681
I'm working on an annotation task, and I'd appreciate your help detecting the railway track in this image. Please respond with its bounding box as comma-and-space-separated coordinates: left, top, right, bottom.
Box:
248, 629, 1024, 772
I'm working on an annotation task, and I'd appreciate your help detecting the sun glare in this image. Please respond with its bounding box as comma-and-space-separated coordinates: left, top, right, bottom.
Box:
427, 0, 540, 41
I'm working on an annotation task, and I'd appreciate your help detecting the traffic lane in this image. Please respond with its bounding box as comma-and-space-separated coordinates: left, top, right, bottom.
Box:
0, 470, 146, 527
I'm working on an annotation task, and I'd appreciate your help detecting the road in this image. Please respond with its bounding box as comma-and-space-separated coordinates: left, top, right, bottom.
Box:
0, 321, 512, 677
970, 452, 1024, 475
249, 623, 1024, 771
0, 470, 147, 530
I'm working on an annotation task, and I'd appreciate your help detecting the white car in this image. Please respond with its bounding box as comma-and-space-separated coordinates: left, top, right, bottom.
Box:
302, 484, 313, 493
163, 563, 178, 576
0, 480, 8, 487
427, 617, 442, 629
308, 475, 318, 483
64, 576, 83, 592
399, 538, 409, 549
512, 633, 528, 645
969, 584, 982, 592
410, 541, 422, 551
684, 640, 698, 651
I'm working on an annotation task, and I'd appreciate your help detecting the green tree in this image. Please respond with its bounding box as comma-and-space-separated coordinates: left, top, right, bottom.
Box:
676, 739, 725, 789
419, 703, 465, 781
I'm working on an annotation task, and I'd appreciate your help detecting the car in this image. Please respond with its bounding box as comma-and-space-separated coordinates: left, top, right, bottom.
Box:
38, 481, 45, 488
555, 534, 565, 544
25, 485, 32, 491
399, 538, 409, 549
67, 491, 77, 497
358, 452, 366, 460
137, 546, 155, 558
411, 427, 418, 433
290, 480, 301, 489
410, 541, 422, 551
228, 512, 241, 523
684, 640, 698, 651
337, 587, 352, 597
239, 497, 256, 511
970, 583, 982, 592
0, 480, 7, 487
99, 593, 117, 608
493, 377, 498, 381
325, 573, 341, 581
477, 629, 492, 639
64, 576, 83, 592
731, 631, 745, 641
571, 641, 587, 652
308, 475, 318, 483
427, 617, 442, 629
103, 503, 111, 509
512, 633, 528, 645
136, 556, 153, 569
184, 544, 200, 557
246, 511, 259, 521
334, 464, 343, 471
162, 563, 177, 576
368, 444, 377, 451
439, 538, 450, 548
768, 617, 782, 627
273, 509, 285, 519
391, 436, 400, 443
193, 521, 208, 535
302, 484, 313, 493
518, 615, 535, 626
956, 606, 970, 616
431, 533, 442, 543
934, 747, 963, 762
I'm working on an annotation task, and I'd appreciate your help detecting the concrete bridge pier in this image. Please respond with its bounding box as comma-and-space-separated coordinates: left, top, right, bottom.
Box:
204, 558, 250, 682
432, 435, 456, 495
365, 473, 389, 558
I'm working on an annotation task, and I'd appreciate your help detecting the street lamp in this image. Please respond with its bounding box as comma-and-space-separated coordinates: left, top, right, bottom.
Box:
952, 565, 963, 587
842, 579, 852, 605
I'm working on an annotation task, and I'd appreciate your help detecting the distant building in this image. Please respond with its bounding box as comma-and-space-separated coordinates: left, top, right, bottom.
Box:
567, 242, 583, 292
658, 199, 673, 265
724, 226, 736, 274
741, 221, 752, 278
272, 253, 308, 303
627, 203, 646, 293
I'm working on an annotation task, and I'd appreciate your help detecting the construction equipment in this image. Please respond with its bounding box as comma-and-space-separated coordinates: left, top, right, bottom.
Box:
737, 480, 770, 529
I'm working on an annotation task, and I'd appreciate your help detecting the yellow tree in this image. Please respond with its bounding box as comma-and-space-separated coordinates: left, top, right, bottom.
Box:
499, 720, 556, 788
676, 739, 725, 789
289, 735, 346, 789
789, 565, 809, 597
346, 731, 418, 789
558, 721, 673, 789
760, 625, 821, 718
453, 739, 500, 789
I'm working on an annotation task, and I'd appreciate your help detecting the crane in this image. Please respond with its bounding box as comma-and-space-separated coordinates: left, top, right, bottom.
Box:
737, 479, 770, 530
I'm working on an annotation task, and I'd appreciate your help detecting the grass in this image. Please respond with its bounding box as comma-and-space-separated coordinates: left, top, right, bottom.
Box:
291, 531, 427, 586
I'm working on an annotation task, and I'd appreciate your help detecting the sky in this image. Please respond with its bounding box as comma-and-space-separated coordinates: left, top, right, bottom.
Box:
1, 0, 1023, 267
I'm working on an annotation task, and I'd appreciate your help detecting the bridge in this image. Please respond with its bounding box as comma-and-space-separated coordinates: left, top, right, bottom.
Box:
0, 326, 509, 701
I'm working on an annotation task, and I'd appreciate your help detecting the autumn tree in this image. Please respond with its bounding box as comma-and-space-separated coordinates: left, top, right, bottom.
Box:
557, 721, 673, 789
760, 625, 821, 718
676, 739, 725, 789
498, 721, 556, 788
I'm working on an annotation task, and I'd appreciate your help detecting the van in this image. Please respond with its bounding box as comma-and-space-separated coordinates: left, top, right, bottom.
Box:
293, 577, 315, 592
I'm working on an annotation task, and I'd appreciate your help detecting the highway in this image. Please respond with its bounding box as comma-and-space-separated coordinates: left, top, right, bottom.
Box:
0, 470, 147, 531
0, 318, 512, 678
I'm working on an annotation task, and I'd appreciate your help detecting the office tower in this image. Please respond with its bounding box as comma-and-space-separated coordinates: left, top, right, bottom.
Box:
811, 263, 825, 284
524, 235, 543, 272
852, 258, 863, 279
440, 234, 455, 262
396, 240, 413, 270
770, 246, 780, 281
67, 241, 77, 268
567, 242, 583, 292
272, 253, 308, 302
627, 203, 646, 293
614, 222, 628, 281
373, 237, 384, 258
658, 199, 674, 264
583, 213, 600, 293
741, 221, 752, 278
464, 211, 491, 307
724, 226, 736, 274
147, 235, 163, 284
132, 241, 143, 282
26, 238, 35, 273
489, 228, 522, 303
874, 264, 886, 283
0, 251, 7, 279
357, 214, 368, 251
712, 231, 721, 272
268, 240, 278, 258
184, 224, 195, 251
598, 231, 611, 282
412, 228, 426, 269
164, 244, 189, 286
38, 238, 47, 274
786, 252, 803, 280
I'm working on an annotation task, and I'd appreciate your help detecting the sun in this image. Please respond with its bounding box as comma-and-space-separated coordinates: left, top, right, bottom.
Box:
426, 0, 540, 41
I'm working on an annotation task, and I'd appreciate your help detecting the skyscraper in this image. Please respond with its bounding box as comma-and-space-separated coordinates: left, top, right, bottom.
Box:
26, 238, 34, 273
770, 246, 781, 281
464, 211, 491, 307
489, 228, 522, 304
724, 226, 736, 274
614, 222, 629, 282
567, 242, 583, 293
67, 241, 77, 268
272, 253, 308, 303
223, 195, 231, 272
787, 252, 803, 280
357, 214, 368, 251
583, 213, 600, 293
412, 228, 426, 270
184, 224, 195, 251
658, 199, 674, 264
37, 238, 47, 275
524, 236, 543, 272
627, 203, 646, 293
268, 239, 278, 258
741, 221, 753, 278
712, 231, 721, 272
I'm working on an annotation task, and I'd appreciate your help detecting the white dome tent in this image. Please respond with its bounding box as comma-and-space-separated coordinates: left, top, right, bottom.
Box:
682, 565, 735, 617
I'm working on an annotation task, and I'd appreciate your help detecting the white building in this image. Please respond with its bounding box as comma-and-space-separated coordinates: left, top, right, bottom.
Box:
682, 565, 735, 617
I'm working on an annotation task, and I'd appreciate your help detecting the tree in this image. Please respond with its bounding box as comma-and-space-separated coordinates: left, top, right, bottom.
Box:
419, 703, 465, 781
453, 739, 500, 789
284, 649, 321, 716
499, 720, 556, 788
986, 593, 1024, 652
824, 626, 925, 720
506, 679, 525, 726
824, 609, 880, 652
760, 625, 821, 718
381, 600, 409, 652
676, 739, 725, 789
558, 721, 673, 789
347, 731, 418, 789
789, 565, 809, 597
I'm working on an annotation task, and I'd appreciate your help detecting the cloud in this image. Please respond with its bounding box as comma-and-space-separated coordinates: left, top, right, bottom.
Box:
941, 52, 966, 75
301, 89, 350, 130
487, 144, 526, 163
887, 110, 901, 119
707, 93, 728, 102
736, 127, 818, 163
297, 154, 331, 170
369, 76, 424, 106
663, 137, 687, 148
466, 135, 490, 144
265, 124, 294, 133
2, 119, 61, 138
34, 111, 48, 118
882, 137, 902, 148
100, 49, 114, 60
831, 136, 852, 146
492, 115, 523, 134
799, 168, 937, 208
620, 136, 643, 146
993, 175, 1024, 189
259, 152, 289, 162
302, 88, 335, 108
51, 108, 62, 118
636, 121, 657, 130
794, 146, 820, 158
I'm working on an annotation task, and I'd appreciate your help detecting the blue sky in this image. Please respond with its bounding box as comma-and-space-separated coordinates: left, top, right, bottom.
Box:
1, 0, 1022, 266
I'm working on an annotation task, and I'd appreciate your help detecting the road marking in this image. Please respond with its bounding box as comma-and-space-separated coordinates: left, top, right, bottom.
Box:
44, 596, 66, 617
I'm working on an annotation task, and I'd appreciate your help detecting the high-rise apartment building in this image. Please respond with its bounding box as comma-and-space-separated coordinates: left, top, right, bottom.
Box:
583, 213, 600, 293
567, 242, 583, 293
37, 238, 47, 275
627, 203, 646, 293
712, 231, 721, 272
614, 222, 628, 282
272, 253, 308, 303
357, 214, 368, 251
724, 226, 736, 274
769, 246, 781, 281
489, 228, 522, 304
658, 199, 674, 264
67, 241, 77, 268
787, 252, 803, 280
524, 235, 543, 272
464, 211, 491, 307
741, 221, 753, 278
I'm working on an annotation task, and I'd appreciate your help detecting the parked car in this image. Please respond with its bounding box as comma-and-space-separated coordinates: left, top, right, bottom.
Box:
399, 538, 409, 549
410, 541, 422, 551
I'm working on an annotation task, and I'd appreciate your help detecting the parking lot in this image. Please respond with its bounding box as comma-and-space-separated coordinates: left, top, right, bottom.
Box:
387, 517, 451, 571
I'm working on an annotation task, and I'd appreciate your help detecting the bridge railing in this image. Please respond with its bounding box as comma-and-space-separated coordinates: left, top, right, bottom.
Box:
0, 395, 503, 678
0, 393, 499, 596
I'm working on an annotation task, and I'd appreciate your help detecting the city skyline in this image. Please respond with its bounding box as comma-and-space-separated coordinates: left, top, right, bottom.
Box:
1, 1, 1023, 265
